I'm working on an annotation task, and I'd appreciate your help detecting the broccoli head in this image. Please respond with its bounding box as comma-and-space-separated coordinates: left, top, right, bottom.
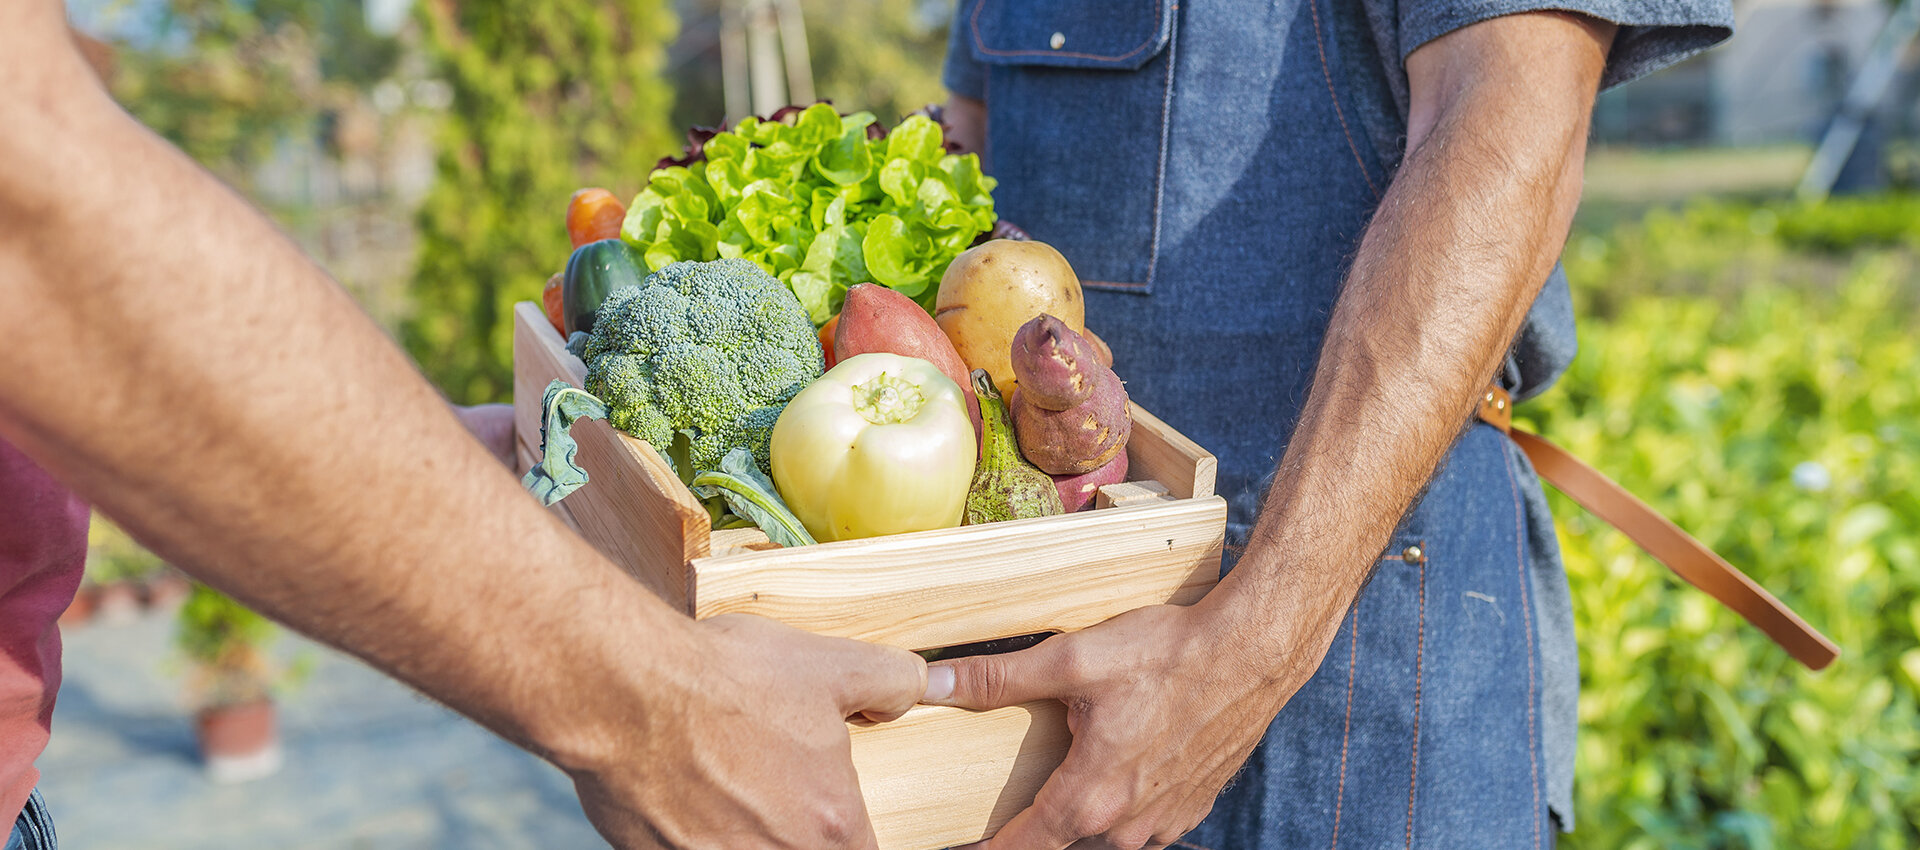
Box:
580, 259, 823, 475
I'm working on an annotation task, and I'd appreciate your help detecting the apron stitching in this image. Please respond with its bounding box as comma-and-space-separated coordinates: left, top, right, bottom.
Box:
982, 58, 994, 172
1404, 539, 1426, 849
1174, 842, 1219, 850
1307, 0, 1381, 199
1500, 444, 1544, 847
1329, 603, 1360, 850
1143, 1, 1182, 290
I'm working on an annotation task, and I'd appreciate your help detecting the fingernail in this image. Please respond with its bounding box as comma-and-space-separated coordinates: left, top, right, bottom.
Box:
924, 665, 954, 702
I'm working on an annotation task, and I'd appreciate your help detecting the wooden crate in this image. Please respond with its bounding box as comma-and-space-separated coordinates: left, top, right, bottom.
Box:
510, 302, 1226, 850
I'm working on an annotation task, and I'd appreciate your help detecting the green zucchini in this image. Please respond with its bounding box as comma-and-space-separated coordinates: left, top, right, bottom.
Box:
562, 239, 646, 335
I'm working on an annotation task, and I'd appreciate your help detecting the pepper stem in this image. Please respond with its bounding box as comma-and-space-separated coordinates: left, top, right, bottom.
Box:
851, 372, 927, 425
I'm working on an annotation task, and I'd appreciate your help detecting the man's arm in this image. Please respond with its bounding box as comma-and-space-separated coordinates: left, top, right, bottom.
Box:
927, 12, 1612, 848
0, 5, 921, 848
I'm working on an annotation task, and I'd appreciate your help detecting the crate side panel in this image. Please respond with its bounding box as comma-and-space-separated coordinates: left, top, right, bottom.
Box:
849, 701, 1068, 850
514, 302, 708, 612
513, 302, 588, 450
1125, 403, 1217, 500
690, 497, 1226, 650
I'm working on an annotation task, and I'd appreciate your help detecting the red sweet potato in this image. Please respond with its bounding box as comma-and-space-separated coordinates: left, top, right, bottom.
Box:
1053, 451, 1128, 512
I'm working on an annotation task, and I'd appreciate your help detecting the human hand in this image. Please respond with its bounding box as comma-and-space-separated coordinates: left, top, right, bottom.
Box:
922, 602, 1316, 849
567, 613, 927, 849
451, 403, 515, 467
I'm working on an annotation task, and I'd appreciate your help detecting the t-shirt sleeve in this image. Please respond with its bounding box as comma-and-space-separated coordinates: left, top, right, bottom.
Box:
1397, 0, 1733, 90
942, 0, 988, 100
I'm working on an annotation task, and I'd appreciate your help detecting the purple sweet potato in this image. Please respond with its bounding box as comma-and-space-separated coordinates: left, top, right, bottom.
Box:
1053, 451, 1128, 512
1008, 315, 1131, 475
1009, 314, 1101, 411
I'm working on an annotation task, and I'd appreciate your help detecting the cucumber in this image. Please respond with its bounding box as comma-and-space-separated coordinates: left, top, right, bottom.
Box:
562, 238, 646, 336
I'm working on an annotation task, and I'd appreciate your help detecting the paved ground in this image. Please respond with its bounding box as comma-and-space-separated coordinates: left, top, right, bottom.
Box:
38, 610, 605, 849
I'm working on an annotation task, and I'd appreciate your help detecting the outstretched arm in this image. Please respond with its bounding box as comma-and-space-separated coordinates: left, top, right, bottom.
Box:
0, 5, 921, 848
927, 12, 1613, 848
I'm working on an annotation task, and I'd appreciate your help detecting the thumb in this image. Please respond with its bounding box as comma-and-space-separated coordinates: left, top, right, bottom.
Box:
829, 639, 928, 723
921, 639, 1068, 711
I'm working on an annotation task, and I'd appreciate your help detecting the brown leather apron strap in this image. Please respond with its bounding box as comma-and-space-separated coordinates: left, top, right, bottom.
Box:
1479, 386, 1839, 671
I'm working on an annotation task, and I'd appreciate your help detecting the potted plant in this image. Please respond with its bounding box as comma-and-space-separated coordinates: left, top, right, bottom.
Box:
85, 516, 165, 624
175, 584, 290, 783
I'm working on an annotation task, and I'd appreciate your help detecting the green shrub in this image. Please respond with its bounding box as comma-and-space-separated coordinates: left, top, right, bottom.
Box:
1535, 195, 1920, 848
84, 515, 166, 586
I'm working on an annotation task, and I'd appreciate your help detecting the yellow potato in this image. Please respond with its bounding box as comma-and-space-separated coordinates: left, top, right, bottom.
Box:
934, 240, 1086, 392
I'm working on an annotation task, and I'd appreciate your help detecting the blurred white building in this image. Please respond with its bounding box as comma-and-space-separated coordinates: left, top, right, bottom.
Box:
1597, 0, 1909, 145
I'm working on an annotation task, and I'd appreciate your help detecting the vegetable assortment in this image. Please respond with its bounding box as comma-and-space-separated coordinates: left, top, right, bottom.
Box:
526, 108, 1136, 545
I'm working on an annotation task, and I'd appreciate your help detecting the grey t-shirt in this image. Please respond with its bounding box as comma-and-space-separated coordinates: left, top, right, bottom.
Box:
944, 0, 1731, 830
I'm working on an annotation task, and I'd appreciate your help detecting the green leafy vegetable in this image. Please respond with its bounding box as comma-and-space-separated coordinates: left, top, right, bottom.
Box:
521, 380, 612, 506
691, 449, 817, 548
622, 104, 997, 323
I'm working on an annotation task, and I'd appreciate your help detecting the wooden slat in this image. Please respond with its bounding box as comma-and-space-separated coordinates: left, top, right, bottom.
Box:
689, 496, 1226, 651
1125, 403, 1216, 500
848, 701, 1068, 850
1096, 479, 1175, 509
514, 303, 710, 612
710, 526, 777, 556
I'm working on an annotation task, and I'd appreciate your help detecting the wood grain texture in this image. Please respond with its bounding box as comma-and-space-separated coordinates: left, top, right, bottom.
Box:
710, 526, 776, 556
689, 496, 1227, 651
1096, 479, 1175, 509
848, 701, 1068, 850
514, 303, 709, 612
1126, 403, 1217, 500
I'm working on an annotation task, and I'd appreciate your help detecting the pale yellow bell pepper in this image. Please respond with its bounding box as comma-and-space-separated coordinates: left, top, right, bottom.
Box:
770, 353, 978, 542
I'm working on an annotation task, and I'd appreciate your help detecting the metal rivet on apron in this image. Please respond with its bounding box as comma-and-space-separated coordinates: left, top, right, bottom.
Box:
1402, 544, 1424, 564
1050, 32, 1066, 49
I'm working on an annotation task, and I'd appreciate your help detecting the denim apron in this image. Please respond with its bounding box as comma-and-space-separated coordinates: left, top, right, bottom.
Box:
947, 0, 1588, 843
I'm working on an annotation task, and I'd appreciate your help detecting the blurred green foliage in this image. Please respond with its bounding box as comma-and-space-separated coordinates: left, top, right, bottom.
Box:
83, 515, 167, 586
1536, 195, 1920, 848
174, 583, 283, 706
108, 0, 398, 189
405, 0, 678, 404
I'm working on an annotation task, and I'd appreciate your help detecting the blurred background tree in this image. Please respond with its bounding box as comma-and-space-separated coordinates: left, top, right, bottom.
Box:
404, 0, 679, 404
106, 0, 400, 192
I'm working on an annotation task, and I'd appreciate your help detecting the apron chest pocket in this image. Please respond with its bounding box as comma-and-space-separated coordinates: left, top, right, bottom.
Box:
964, 0, 1177, 293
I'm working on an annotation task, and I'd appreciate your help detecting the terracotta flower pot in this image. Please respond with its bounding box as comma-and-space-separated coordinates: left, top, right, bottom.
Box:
58, 585, 100, 629
94, 581, 142, 625
194, 699, 283, 783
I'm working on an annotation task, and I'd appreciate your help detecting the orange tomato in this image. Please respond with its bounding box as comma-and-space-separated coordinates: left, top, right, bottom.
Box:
819, 313, 841, 370
567, 188, 627, 247
542, 273, 566, 336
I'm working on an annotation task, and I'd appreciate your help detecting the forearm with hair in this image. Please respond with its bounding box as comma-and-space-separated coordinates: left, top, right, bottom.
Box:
1207, 14, 1611, 676
0, 5, 694, 771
